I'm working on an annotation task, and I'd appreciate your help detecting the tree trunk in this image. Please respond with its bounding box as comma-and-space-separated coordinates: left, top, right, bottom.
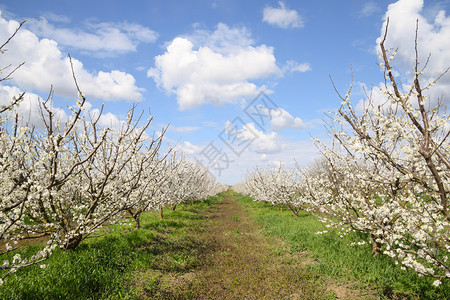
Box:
171, 204, 177, 211
371, 235, 382, 257
159, 208, 164, 220
288, 204, 300, 217
133, 214, 141, 229
63, 234, 83, 250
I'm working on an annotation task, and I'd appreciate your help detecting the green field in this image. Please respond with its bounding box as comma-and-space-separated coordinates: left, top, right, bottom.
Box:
237, 192, 450, 299
1, 191, 448, 299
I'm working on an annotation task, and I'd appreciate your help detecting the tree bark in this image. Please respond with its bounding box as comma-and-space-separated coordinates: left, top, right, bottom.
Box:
63, 234, 83, 250
133, 214, 141, 229
371, 234, 382, 258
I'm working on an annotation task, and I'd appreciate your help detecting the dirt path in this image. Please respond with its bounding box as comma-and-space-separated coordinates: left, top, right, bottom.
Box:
155, 191, 329, 299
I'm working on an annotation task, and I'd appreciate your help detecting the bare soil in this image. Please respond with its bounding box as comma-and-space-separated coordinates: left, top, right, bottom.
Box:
136, 191, 331, 299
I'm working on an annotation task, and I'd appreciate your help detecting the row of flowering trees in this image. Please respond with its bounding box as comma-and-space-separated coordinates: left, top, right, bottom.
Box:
126, 153, 226, 228
0, 25, 226, 283
235, 166, 306, 216
235, 21, 449, 285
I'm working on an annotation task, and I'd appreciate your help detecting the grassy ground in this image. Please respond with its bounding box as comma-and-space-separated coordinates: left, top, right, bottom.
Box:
3, 191, 448, 299
160, 190, 332, 299
1, 191, 334, 299
0, 194, 223, 299
236, 192, 450, 300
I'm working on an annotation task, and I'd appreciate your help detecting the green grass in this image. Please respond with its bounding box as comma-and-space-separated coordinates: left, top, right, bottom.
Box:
235, 192, 449, 300
0, 194, 224, 299
230, 215, 240, 222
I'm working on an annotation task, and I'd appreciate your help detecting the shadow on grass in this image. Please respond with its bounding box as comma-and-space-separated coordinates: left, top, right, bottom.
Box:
143, 219, 186, 231
0, 194, 224, 300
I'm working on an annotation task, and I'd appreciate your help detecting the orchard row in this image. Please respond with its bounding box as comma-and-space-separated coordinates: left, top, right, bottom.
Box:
0, 26, 226, 283
234, 22, 449, 286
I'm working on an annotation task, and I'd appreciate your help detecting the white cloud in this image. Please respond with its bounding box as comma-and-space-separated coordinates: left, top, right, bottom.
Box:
360, 2, 381, 18
178, 137, 320, 185
263, 2, 303, 29
268, 160, 284, 168
27, 17, 158, 56
185, 23, 254, 55
289, 62, 311, 73
282, 60, 311, 73
269, 107, 307, 130
253, 105, 307, 130
41, 12, 71, 24
377, 0, 450, 104
92, 110, 124, 131
179, 141, 203, 155
169, 125, 201, 133
0, 13, 144, 101
148, 23, 281, 110
225, 121, 286, 154
0, 85, 68, 129
0, 85, 126, 132
355, 82, 390, 112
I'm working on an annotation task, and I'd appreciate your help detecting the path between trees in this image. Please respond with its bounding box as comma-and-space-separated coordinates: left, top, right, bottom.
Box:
138, 191, 345, 299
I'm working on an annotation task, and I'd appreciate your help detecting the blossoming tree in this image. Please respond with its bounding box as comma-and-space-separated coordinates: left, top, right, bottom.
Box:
305, 19, 449, 283
241, 166, 306, 216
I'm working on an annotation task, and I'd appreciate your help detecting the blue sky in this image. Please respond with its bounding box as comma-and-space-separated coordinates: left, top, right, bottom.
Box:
0, 0, 449, 184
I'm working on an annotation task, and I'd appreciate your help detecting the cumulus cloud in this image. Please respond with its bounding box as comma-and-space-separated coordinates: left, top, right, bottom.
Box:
0, 13, 144, 101
224, 121, 286, 154
0, 85, 68, 128
377, 0, 450, 104
262, 2, 303, 29
148, 23, 282, 110
0, 85, 126, 132
175, 133, 321, 184
180, 136, 320, 184
27, 16, 158, 56
253, 105, 307, 130
282, 60, 311, 74
91, 110, 125, 131
185, 23, 254, 55
355, 82, 391, 112
179, 141, 203, 155
269, 107, 307, 130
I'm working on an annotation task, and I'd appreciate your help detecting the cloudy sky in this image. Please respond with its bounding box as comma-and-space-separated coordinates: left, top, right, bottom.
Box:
0, 0, 449, 184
